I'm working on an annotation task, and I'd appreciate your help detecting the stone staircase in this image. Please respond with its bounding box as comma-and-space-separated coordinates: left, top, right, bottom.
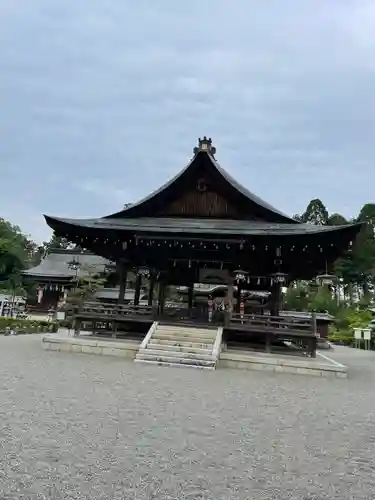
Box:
134, 322, 223, 370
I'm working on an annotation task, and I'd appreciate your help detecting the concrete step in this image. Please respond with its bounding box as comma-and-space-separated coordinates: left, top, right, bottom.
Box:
138, 348, 214, 361
153, 333, 215, 344
134, 358, 215, 370
148, 338, 214, 349
147, 342, 213, 355
135, 353, 215, 367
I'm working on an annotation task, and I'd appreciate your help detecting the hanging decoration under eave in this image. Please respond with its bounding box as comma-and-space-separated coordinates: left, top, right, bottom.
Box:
233, 269, 249, 284
270, 272, 288, 285
137, 267, 150, 279
269, 247, 288, 285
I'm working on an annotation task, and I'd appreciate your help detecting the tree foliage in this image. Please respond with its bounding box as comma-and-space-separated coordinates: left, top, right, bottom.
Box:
0, 218, 40, 294
299, 198, 328, 225
295, 198, 375, 297
327, 213, 348, 226
64, 265, 107, 315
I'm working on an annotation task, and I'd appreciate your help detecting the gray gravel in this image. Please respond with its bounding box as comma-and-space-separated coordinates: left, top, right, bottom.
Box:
1, 335, 375, 500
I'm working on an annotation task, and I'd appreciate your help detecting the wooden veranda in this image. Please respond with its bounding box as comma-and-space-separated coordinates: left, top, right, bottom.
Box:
71, 301, 318, 357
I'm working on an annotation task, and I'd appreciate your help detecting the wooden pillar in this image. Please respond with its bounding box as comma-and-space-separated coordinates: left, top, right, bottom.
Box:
160, 282, 167, 316
156, 282, 166, 317
117, 261, 127, 304
187, 282, 194, 316
134, 273, 142, 306
157, 281, 163, 317
236, 283, 243, 313
270, 282, 281, 316
148, 275, 155, 307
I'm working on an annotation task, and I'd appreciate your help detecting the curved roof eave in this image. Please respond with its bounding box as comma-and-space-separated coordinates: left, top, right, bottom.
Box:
44, 214, 364, 237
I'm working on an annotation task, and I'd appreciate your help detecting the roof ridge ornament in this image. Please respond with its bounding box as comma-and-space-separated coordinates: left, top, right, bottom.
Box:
193, 136, 216, 156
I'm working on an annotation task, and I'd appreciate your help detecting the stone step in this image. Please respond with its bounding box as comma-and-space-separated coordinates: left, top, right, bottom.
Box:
134, 359, 215, 370
159, 326, 217, 335
153, 333, 215, 344
157, 325, 217, 337
148, 338, 214, 349
139, 348, 214, 361
135, 353, 215, 367
147, 342, 213, 355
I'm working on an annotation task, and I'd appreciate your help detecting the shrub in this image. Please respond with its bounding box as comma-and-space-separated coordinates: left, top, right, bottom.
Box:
328, 330, 353, 345
0, 317, 59, 334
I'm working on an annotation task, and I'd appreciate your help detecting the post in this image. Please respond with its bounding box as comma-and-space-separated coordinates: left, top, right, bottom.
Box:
311, 311, 317, 336
134, 273, 142, 306
118, 261, 127, 304
160, 282, 166, 316
310, 311, 317, 357
236, 283, 242, 313
227, 279, 234, 324
270, 282, 281, 317
208, 295, 213, 323
148, 274, 155, 307
239, 291, 245, 324
73, 306, 81, 337
187, 282, 194, 317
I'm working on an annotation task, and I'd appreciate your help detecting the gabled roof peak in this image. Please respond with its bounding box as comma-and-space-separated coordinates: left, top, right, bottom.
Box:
104, 138, 298, 222
193, 137, 216, 156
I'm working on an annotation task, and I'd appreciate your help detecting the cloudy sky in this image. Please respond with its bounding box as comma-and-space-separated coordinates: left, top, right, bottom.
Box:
1, 1, 375, 242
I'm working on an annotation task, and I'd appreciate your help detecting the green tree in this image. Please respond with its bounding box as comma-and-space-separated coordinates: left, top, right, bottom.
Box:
0, 218, 34, 291
332, 204, 375, 298
357, 203, 375, 226
308, 286, 340, 316
43, 233, 71, 252
327, 213, 348, 225
64, 264, 107, 317
300, 199, 329, 225
284, 284, 310, 311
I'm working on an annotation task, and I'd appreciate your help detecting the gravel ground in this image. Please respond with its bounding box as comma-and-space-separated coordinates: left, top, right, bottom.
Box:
1, 335, 375, 500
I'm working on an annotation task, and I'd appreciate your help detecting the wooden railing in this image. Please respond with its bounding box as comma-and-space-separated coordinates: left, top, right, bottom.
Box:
230, 312, 317, 357
77, 301, 155, 320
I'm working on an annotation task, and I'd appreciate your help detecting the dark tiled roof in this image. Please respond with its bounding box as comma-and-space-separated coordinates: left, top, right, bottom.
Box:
105, 150, 297, 223
22, 250, 111, 279
44, 215, 362, 237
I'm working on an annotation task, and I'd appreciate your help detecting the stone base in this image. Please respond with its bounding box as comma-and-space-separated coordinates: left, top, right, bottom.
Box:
42, 334, 347, 378
219, 349, 347, 378
42, 333, 140, 359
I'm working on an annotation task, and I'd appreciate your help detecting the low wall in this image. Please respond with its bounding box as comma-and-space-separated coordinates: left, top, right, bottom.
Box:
219, 350, 347, 378
42, 334, 140, 359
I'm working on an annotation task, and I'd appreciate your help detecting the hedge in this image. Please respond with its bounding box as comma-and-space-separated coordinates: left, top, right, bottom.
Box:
0, 317, 59, 334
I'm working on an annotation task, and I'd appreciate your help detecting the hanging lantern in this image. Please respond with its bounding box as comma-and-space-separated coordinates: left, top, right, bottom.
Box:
68, 258, 80, 272
233, 269, 248, 284
317, 259, 336, 286
137, 267, 150, 279
316, 273, 336, 286
270, 272, 288, 285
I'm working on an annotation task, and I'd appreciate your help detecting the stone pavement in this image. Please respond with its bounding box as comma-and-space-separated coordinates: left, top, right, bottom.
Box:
1, 335, 375, 499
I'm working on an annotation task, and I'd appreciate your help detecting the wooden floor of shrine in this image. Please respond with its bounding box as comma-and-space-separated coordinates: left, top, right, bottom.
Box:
71, 301, 318, 357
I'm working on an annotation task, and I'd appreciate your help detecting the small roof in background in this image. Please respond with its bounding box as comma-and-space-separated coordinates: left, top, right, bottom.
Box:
22, 249, 111, 281
281, 310, 335, 322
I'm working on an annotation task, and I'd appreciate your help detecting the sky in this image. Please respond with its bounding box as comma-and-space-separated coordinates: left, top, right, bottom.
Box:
1, 1, 375, 243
